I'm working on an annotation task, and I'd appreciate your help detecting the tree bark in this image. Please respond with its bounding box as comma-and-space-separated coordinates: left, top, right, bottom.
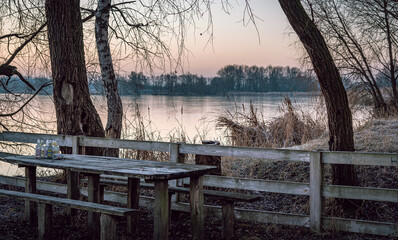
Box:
95, 0, 123, 157
45, 0, 105, 155
382, 0, 398, 106
278, 0, 359, 188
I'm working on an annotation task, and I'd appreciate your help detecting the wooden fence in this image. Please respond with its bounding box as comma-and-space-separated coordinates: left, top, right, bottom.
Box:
0, 131, 397, 237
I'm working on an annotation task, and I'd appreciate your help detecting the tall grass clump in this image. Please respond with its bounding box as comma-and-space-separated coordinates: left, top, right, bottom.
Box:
120, 102, 170, 162
217, 97, 325, 148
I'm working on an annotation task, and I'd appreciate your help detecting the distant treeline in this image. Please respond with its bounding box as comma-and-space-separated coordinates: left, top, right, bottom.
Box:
0, 65, 318, 95
119, 65, 318, 96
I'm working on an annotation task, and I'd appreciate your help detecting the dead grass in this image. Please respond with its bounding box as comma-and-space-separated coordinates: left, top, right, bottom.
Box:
217, 97, 325, 148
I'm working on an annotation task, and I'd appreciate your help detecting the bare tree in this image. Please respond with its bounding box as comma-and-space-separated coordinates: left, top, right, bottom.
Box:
305, 0, 398, 116
278, 0, 359, 203
95, 0, 122, 156
45, 0, 105, 155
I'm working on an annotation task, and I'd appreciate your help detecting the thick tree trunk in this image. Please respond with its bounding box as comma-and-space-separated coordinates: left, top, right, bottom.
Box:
278, 0, 359, 188
45, 0, 105, 155
95, 0, 123, 157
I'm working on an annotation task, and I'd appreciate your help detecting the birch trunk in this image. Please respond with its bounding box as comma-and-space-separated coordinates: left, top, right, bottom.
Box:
45, 0, 105, 156
95, 0, 123, 157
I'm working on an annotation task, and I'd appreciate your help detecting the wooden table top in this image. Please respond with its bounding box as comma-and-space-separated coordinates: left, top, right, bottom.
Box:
3, 154, 217, 180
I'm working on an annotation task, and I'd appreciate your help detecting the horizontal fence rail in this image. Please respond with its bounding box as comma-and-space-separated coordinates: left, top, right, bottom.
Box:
0, 131, 397, 237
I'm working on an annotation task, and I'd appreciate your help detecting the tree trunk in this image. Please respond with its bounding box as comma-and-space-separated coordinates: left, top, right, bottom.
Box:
278, 0, 359, 189
45, 0, 105, 155
383, 0, 398, 106
95, 0, 123, 157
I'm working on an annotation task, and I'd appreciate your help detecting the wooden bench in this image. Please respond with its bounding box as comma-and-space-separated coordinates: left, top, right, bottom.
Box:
82, 177, 260, 240
0, 189, 138, 240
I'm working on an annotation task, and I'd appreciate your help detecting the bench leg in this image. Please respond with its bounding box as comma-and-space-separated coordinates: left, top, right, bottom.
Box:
154, 180, 169, 240
67, 170, 80, 218
221, 201, 235, 240
38, 203, 53, 240
190, 176, 204, 240
25, 166, 37, 224
127, 177, 140, 234
87, 174, 101, 240
100, 214, 117, 240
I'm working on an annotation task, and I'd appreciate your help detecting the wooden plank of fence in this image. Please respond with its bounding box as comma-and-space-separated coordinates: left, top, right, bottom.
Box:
309, 152, 323, 233
0, 131, 73, 147
179, 144, 311, 162
322, 151, 398, 167
78, 136, 171, 152
323, 217, 398, 237
323, 185, 398, 203
201, 175, 310, 195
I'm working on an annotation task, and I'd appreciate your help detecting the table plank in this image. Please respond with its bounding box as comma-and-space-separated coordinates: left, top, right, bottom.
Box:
4, 155, 217, 180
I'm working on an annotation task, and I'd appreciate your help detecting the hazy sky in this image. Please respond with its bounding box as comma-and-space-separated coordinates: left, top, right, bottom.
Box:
181, 0, 300, 77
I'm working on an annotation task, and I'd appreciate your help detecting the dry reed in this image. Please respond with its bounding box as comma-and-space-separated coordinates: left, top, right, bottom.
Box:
217, 97, 325, 148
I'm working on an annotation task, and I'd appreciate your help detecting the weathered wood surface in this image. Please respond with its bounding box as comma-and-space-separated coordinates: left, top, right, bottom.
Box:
221, 201, 234, 240
323, 185, 398, 203
66, 170, 79, 216
309, 152, 322, 233
3, 154, 216, 180
190, 175, 204, 240
0, 189, 138, 216
0, 131, 73, 147
153, 181, 170, 240
25, 166, 37, 223
91, 178, 260, 202
2, 176, 397, 237
38, 203, 52, 240
322, 151, 398, 166
322, 216, 398, 237
78, 135, 171, 152
201, 175, 310, 196
100, 214, 118, 240
2, 131, 398, 167
127, 178, 140, 234
180, 143, 311, 162
195, 140, 222, 175
87, 174, 101, 240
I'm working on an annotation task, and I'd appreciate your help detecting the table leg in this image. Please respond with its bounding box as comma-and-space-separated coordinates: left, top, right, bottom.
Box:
66, 170, 80, 217
25, 166, 37, 223
127, 177, 140, 234
87, 174, 100, 240
153, 180, 169, 240
190, 175, 204, 240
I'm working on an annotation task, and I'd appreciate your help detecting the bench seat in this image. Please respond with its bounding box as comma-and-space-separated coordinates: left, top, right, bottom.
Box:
0, 189, 138, 240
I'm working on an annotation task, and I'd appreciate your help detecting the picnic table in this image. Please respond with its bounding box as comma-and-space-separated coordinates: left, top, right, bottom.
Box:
2, 154, 217, 240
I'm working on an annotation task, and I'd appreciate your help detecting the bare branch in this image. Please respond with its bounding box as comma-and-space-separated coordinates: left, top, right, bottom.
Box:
0, 81, 52, 117
4, 22, 47, 66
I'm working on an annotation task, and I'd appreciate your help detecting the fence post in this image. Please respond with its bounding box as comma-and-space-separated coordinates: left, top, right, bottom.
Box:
310, 151, 323, 233
169, 143, 186, 203
68, 136, 80, 217
72, 136, 79, 154
195, 140, 221, 175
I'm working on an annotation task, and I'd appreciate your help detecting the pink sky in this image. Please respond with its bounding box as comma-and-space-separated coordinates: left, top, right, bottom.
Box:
182, 0, 300, 77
